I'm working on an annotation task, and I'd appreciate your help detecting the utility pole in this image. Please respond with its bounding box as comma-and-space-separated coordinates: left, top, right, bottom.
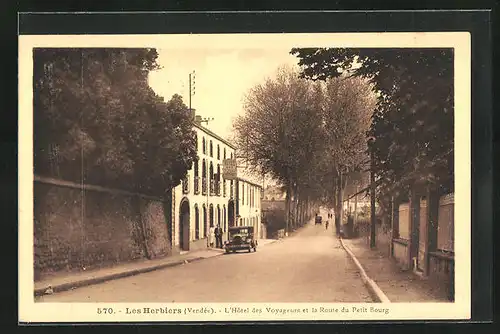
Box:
370, 144, 376, 249
189, 71, 215, 127
189, 70, 195, 111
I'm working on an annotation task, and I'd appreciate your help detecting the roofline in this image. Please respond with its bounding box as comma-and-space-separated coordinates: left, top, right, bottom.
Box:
192, 122, 237, 150
236, 177, 263, 189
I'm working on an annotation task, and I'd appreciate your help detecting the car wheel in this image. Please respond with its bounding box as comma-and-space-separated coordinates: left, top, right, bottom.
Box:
225, 249, 230, 254
248, 248, 251, 253
254, 247, 257, 252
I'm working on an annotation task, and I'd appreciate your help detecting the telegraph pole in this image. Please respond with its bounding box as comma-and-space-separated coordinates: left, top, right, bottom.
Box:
189, 70, 216, 127
189, 70, 195, 111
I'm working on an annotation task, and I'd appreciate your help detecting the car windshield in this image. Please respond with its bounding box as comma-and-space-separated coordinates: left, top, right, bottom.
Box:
229, 228, 250, 237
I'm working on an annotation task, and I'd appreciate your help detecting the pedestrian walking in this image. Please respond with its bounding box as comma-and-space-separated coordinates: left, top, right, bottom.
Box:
215, 224, 223, 248
325, 220, 329, 230
209, 225, 215, 248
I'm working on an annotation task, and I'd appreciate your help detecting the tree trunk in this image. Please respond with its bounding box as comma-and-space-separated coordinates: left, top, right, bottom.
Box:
285, 182, 292, 235
294, 185, 300, 227
354, 184, 358, 225
370, 152, 376, 249
335, 172, 343, 236
305, 196, 310, 222
346, 193, 350, 216
297, 193, 302, 227
290, 184, 295, 230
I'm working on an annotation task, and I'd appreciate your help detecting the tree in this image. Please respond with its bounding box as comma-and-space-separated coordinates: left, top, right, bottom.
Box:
290, 47, 454, 201
233, 65, 376, 233
320, 76, 377, 231
33, 48, 197, 197
232, 65, 325, 232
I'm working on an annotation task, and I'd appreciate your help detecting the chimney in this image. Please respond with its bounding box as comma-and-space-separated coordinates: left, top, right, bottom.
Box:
195, 115, 202, 124
188, 108, 196, 121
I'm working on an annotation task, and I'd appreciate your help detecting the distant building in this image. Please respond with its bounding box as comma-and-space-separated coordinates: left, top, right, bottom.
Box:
234, 177, 263, 238
262, 184, 286, 201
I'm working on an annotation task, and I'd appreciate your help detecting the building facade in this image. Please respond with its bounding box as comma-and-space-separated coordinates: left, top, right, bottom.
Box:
171, 115, 263, 253
234, 177, 263, 238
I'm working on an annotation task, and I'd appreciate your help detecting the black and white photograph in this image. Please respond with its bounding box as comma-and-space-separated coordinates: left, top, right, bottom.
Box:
19, 31, 471, 322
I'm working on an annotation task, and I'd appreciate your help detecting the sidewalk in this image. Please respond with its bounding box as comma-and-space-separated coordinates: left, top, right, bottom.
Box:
34, 239, 278, 298
341, 237, 450, 302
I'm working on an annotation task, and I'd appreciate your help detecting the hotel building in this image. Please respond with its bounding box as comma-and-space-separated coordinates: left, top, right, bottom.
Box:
171, 112, 263, 253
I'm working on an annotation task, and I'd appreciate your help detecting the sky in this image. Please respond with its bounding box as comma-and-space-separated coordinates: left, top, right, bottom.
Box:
148, 48, 300, 141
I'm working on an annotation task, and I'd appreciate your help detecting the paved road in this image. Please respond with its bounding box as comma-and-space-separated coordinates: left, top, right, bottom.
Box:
38, 217, 372, 303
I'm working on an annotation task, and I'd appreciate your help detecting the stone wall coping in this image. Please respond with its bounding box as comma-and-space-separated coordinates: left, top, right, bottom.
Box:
35, 175, 165, 201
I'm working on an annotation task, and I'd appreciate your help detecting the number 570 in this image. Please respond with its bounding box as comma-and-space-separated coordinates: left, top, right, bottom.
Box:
97, 308, 114, 314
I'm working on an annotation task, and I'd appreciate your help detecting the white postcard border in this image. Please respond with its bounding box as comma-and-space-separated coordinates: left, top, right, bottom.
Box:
19, 32, 471, 322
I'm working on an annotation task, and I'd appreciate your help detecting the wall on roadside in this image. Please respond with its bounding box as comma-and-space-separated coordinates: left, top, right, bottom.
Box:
354, 193, 454, 300
260, 223, 267, 239
139, 198, 172, 258
262, 207, 286, 237
355, 218, 392, 258
430, 193, 455, 300
34, 179, 172, 281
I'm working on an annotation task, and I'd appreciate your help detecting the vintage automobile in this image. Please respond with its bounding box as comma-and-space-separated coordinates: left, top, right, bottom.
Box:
315, 215, 323, 225
224, 226, 257, 253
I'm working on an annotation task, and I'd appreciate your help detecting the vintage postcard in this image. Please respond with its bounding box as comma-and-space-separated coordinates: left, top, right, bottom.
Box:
19, 31, 471, 322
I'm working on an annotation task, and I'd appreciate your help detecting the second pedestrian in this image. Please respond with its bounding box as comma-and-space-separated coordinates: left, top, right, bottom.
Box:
215, 224, 223, 248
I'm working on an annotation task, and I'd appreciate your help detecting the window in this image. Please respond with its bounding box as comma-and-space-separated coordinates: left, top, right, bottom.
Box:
217, 205, 221, 226
242, 184, 245, 205
194, 205, 200, 239
210, 140, 213, 157
217, 145, 220, 160
195, 134, 198, 151
224, 148, 226, 160
223, 205, 226, 232
209, 204, 214, 227
202, 159, 207, 195
194, 157, 199, 176
202, 137, 206, 154
230, 152, 233, 159
203, 205, 207, 238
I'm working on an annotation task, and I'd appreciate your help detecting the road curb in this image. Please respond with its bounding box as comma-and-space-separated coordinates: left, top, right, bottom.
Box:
34, 255, 220, 298
339, 238, 391, 303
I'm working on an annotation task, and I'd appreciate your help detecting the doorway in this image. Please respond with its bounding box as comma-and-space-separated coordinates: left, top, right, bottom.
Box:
228, 199, 235, 227
179, 198, 190, 251
209, 204, 214, 227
